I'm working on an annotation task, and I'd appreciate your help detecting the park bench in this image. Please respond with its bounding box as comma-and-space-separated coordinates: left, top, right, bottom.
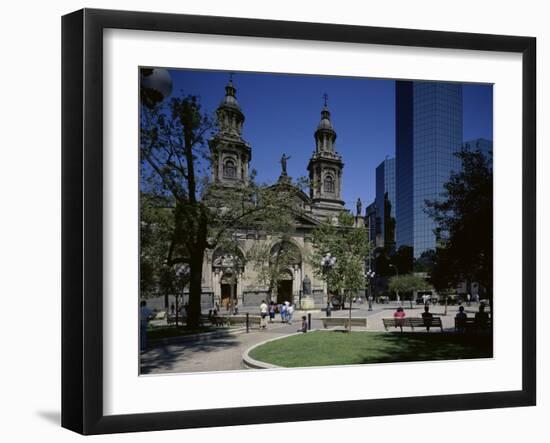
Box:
208, 315, 230, 326
226, 315, 262, 327
321, 317, 368, 329
454, 317, 492, 332
152, 311, 166, 320
382, 317, 443, 332
207, 315, 262, 327
167, 314, 183, 325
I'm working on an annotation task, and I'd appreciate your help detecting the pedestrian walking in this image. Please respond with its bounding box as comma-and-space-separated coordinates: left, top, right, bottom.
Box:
280, 303, 287, 323
287, 302, 295, 325
140, 300, 152, 351
326, 302, 332, 317
260, 300, 268, 329
268, 301, 276, 323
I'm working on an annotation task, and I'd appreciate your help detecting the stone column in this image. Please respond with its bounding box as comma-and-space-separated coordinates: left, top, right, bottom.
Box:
291, 266, 299, 307
213, 271, 221, 305
236, 273, 242, 306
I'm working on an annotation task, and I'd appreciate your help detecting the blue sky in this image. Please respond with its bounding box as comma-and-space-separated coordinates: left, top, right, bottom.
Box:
162, 68, 492, 208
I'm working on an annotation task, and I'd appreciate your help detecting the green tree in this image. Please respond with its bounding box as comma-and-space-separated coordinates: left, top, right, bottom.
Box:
140, 191, 192, 325
140, 94, 300, 327
414, 249, 437, 273
247, 237, 301, 301
425, 149, 493, 305
311, 212, 372, 330
388, 274, 433, 308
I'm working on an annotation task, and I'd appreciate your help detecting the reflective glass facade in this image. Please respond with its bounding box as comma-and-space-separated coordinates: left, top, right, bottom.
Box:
366, 201, 378, 245
375, 157, 396, 249
396, 81, 463, 258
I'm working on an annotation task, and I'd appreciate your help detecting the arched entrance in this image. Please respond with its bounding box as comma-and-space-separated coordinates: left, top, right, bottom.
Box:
220, 272, 237, 311
276, 270, 294, 304
270, 240, 302, 304
212, 248, 244, 311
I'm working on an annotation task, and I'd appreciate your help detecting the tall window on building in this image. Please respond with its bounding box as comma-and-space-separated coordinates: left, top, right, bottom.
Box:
324, 175, 334, 193
223, 159, 237, 178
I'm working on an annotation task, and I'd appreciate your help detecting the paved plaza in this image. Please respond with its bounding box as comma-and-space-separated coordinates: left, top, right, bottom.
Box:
140, 302, 487, 375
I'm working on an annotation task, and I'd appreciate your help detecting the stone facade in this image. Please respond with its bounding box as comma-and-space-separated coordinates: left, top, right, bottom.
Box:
180, 80, 365, 310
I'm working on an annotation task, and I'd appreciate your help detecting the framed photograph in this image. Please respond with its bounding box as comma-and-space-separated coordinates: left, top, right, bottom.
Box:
62, 8, 536, 435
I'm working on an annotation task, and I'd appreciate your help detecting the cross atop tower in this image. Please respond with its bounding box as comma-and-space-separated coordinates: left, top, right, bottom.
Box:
229, 72, 234, 83
323, 92, 328, 107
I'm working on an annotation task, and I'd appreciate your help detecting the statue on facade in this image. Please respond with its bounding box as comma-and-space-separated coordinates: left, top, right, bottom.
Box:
356, 197, 362, 217
302, 275, 312, 295
280, 153, 291, 175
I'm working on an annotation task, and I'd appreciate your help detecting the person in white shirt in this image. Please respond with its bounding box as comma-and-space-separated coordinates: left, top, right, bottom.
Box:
287, 302, 295, 325
260, 300, 268, 329
140, 300, 152, 350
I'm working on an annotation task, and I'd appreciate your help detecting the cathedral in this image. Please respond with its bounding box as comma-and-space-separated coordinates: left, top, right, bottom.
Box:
186, 78, 365, 310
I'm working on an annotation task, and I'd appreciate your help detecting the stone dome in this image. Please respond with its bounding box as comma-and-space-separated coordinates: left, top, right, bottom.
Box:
317, 105, 334, 131
317, 117, 333, 130
220, 94, 241, 110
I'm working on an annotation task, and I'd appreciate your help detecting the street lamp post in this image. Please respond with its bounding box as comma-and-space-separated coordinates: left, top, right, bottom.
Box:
321, 253, 336, 307
365, 269, 376, 311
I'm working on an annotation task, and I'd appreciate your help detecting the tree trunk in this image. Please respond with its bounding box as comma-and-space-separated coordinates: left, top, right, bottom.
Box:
186, 252, 204, 328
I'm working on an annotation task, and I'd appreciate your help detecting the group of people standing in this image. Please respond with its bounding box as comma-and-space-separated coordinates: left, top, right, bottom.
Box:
260, 300, 295, 328
259, 300, 308, 332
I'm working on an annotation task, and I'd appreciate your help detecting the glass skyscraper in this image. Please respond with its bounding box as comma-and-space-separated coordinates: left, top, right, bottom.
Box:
375, 157, 396, 250
395, 81, 463, 258
365, 201, 378, 245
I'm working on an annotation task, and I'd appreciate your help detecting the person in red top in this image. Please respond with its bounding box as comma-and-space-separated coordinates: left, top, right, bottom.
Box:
393, 306, 406, 332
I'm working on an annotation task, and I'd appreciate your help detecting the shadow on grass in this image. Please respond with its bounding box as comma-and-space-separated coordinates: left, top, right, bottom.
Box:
357, 332, 493, 364
140, 334, 241, 374
249, 331, 493, 368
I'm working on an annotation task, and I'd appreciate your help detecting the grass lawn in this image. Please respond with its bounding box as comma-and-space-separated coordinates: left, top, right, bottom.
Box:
249, 331, 493, 367
147, 325, 231, 340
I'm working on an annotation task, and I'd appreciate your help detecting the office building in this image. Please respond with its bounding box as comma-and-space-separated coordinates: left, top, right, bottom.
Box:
395, 81, 463, 258
375, 157, 396, 250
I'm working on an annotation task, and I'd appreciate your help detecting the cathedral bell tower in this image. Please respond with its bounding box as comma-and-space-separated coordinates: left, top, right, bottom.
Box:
307, 95, 345, 216
209, 77, 251, 187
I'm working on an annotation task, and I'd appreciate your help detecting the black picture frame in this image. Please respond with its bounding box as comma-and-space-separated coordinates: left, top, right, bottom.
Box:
62, 8, 536, 435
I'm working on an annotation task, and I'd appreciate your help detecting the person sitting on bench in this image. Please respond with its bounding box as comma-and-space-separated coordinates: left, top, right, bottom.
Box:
297, 316, 308, 333
475, 303, 490, 330
455, 306, 468, 332
421, 305, 434, 331
393, 306, 406, 330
